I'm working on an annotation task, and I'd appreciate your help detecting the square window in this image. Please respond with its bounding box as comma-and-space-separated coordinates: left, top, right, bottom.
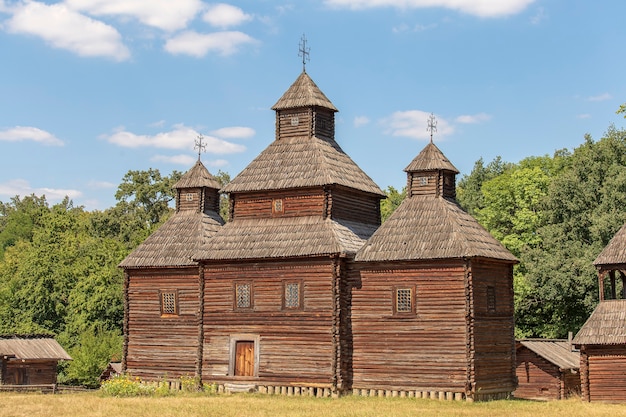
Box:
284, 281, 302, 309
394, 286, 415, 315
185, 193, 194, 201
418, 177, 428, 186
160, 291, 178, 315
235, 283, 252, 309
273, 199, 284, 214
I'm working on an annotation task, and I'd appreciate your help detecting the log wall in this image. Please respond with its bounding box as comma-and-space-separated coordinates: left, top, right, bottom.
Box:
469, 260, 516, 397
233, 189, 325, 219
2, 360, 58, 385
582, 345, 626, 402
328, 187, 380, 225
125, 267, 200, 380
201, 259, 342, 390
276, 109, 312, 139
350, 262, 469, 393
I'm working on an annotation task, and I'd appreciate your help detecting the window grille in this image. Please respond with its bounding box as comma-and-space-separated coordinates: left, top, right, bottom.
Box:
236, 283, 251, 309
487, 286, 496, 313
396, 288, 413, 313
273, 199, 284, 213
161, 291, 177, 315
185, 193, 194, 201
284, 282, 300, 309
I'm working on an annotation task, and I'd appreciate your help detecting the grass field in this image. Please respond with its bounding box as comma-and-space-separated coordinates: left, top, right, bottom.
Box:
1, 392, 626, 417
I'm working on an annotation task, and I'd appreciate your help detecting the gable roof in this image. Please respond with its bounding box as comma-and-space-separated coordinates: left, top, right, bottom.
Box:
517, 339, 579, 370
221, 135, 384, 196
173, 159, 221, 190
594, 223, 626, 267
272, 71, 338, 112
573, 300, 626, 346
404, 142, 459, 174
119, 210, 223, 268
355, 195, 517, 262
195, 216, 377, 261
0, 336, 71, 361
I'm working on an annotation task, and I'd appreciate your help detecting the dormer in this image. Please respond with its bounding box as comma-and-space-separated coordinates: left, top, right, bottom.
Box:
173, 159, 222, 214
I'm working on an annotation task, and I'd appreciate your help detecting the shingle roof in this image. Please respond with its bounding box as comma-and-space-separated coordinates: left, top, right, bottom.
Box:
119, 210, 223, 268
173, 159, 221, 190
221, 135, 384, 196
355, 195, 517, 262
405, 142, 459, 174
573, 300, 626, 345
0, 336, 71, 361
517, 339, 579, 370
195, 216, 377, 261
594, 223, 626, 267
272, 71, 338, 112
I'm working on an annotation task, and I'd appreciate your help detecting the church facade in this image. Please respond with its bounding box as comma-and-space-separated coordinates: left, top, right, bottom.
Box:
120, 70, 517, 400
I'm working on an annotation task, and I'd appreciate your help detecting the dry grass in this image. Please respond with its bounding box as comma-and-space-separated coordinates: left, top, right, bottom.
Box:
1, 392, 625, 417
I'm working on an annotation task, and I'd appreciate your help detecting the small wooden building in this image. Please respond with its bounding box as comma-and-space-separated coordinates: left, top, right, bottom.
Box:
574, 223, 626, 402
515, 339, 580, 400
0, 335, 71, 389
119, 159, 224, 379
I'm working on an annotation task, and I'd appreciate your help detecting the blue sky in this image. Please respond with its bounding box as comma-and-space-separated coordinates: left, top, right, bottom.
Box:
1, 0, 625, 210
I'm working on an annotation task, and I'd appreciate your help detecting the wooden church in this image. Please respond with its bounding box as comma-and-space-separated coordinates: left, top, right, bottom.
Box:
120, 68, 518, 400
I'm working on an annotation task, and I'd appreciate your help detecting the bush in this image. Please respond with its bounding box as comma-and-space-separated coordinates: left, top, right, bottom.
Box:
100, 374, 155, 397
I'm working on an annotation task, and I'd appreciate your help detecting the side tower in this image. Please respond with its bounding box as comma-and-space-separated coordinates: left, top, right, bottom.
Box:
119, 159, 224, 380
195, 70, 385, 395
353, 141, 518, 401
574, 223, 626, 402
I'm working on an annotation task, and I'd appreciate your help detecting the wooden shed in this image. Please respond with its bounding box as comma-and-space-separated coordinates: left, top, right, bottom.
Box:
574, 222, 626, 402
0, 335, 71, 390
119, 159, 224, 380
515, 339, 580, 400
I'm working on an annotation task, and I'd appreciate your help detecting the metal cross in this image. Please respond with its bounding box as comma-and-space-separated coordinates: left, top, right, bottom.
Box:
299, 34, 310, 72
194, 134, 206, 160
427, 113, 437, 143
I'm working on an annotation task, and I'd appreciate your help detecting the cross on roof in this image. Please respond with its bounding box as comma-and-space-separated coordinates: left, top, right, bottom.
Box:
427, 113, 437, 143
194, 134, 206, 160
299, 34, 310, 72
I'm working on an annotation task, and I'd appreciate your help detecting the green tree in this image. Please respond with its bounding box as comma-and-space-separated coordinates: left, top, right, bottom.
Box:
457, 157, 510, 216
0, 194, 49, 258
380, 186, 406, 223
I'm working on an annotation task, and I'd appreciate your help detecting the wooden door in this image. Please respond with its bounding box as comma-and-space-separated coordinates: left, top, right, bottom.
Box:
235, 341, 255, 377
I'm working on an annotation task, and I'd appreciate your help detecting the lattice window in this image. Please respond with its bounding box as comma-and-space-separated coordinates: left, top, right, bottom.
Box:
236, 283, 252, 309
185, 193, 194, 201
284, 282, 301, 309
487, 286, 496, 313
273, 199, 284, 214
160, 291, 178, 315
396, 288, 412, 313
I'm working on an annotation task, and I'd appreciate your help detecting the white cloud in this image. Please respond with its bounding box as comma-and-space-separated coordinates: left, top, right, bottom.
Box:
0, 179, 81, 201
87, 180, 116, 189
530, 6, 546, 24
354, 116, 370, 127
203, 3, 252, 28
164, 30, 257, 57
65, 0, 203, 31
455, 113, 492, 124
151, 154, 197, 165
207, 159, 229, 168
381, 110, 453, 140
6, 1, 130, 61
587, 93, 612, 102
393, 22, 437, 33
324, 0, 536, 18
103, 125, 246, 154
0, 126, 64, 146
211, 126, 255, 139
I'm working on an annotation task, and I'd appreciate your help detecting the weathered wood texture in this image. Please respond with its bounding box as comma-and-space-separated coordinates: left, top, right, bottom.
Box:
125, 267, 200, 379
1, 360, 58, 385
515, 346, 580, 400
470, 260, 516, 396
350, 262, 469, 392
176, 187, 220, 213
407, 171, 456, 199
580, 345, 626, 402
201, 259, 347, 390
233, 189, 324, 219
328, 187, 381, 225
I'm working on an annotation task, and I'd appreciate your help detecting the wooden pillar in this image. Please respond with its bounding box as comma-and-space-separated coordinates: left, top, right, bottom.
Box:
464, 260, 475, 399
122, 270, 130, 373
195, 264, 205, 388
610, 270, 617, 300
598, 270, 606, 301
620, 271, 626, 299
331, 255, 341, 393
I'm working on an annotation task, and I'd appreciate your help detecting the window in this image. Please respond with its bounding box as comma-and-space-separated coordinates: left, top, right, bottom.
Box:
394, 286, 415, 315
290, 116, 299, 126
160, 291, 178, 316
273, 199, 284, 214
283, 281, 302, 309
235, 282, 253, 310
487, 286, 496, 313
185, 193, 194, 201
417, 176, 428, 186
